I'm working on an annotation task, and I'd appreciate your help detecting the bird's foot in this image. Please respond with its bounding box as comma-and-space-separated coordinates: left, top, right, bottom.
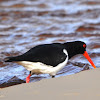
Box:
26, 74, 31, 83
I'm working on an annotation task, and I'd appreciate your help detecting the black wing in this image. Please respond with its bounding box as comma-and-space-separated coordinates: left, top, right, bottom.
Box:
5, 43, 67, 67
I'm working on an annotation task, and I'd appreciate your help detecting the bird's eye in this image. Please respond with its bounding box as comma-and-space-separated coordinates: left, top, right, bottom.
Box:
83, 44, 86, 48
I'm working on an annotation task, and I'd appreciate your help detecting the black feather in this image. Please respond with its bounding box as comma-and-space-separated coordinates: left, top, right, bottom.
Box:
5, 43, 67, 67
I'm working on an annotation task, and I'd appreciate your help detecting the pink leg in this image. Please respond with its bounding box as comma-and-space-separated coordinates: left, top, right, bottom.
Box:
26, 74, 31, 83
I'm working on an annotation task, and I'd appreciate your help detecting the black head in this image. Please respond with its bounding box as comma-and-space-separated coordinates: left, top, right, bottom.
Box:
63, 41, 96, 69
63, 41, 86, 59
72, 41, 86, 54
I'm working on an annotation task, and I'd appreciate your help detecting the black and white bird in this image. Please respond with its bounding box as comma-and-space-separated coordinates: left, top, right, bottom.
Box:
5, 41, 96, 83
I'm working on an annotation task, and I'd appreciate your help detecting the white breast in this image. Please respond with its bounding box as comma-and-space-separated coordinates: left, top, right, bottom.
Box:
50, 49, 68, 76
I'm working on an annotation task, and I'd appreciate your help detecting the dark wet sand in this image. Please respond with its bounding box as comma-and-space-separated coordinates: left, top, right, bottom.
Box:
0, 68, 100, 100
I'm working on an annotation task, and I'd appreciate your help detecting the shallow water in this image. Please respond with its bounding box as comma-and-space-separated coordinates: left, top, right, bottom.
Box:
0, 0, 100, 88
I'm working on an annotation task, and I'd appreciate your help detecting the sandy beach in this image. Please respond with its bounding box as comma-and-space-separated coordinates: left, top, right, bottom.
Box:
0, 68, 100, 100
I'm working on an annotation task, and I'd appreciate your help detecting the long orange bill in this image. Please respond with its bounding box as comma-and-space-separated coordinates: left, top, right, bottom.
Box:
83, 51, 96, 68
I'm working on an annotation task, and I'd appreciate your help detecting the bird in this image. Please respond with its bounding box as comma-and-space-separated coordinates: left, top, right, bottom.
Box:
5, 41, 96, 83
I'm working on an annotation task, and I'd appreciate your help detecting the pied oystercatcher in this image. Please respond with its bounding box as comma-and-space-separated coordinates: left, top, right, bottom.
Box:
5, 41, 96, 83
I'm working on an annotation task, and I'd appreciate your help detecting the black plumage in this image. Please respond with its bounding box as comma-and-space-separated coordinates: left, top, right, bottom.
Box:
5, 41, 86, 67
5, 43, 67, 67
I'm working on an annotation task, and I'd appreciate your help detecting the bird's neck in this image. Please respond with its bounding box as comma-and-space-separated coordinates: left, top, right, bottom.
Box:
63, 43, 78, 59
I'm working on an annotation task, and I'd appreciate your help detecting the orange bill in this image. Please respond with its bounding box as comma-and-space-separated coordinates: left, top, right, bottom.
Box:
83, 51, 96, 68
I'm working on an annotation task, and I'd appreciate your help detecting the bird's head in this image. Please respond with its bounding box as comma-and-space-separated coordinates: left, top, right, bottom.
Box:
72, 41, 86, 54
64, 41, 96, 68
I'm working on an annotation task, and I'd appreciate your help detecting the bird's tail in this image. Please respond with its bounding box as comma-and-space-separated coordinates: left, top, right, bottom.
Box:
4, 56, 18, 62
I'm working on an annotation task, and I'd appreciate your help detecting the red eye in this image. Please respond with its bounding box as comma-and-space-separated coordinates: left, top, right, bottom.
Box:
83, 44, 86, 48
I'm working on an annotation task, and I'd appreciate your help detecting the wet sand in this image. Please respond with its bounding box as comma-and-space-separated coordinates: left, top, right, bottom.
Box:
0, 68, 100, 100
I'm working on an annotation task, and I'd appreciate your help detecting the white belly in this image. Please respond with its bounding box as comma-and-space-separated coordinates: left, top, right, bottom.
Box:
16, 57, 68, 76
17, 61, 54, 75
